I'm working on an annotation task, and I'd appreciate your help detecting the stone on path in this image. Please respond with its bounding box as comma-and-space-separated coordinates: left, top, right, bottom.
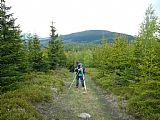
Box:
78, 113, 91, 119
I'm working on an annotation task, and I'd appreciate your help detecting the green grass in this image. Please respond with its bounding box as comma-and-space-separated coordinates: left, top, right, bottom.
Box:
0, 69, 68, 120
50, 73, 110, 120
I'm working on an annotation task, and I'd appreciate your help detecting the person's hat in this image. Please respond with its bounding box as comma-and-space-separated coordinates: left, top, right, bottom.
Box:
76, 61, 80, 64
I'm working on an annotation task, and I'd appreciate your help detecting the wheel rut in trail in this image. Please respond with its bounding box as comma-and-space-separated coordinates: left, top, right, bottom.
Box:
36, 73, 131, 120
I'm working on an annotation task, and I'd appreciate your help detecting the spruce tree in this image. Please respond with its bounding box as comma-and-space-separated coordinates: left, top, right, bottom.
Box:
131, 37, 144, 81
0, 0, 23, 86
135, 4, 159, 81
48, 21, 66, 69
110, 34, 130, 85
28, 34, 46, 71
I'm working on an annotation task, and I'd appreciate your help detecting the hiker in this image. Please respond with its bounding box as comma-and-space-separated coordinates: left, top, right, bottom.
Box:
75, 61, 85, 88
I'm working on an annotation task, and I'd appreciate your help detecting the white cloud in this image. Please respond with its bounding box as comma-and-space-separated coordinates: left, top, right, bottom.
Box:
7, 0, 160, 37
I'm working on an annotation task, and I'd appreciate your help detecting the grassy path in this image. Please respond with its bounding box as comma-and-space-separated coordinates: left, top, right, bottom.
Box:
51, 74, 111, 120
1, 70, 130, 120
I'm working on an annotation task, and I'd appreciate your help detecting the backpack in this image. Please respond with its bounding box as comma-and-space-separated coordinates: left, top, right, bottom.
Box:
75, 63, 85, 76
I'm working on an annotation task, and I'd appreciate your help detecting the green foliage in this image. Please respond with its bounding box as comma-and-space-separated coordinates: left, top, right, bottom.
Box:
65, 49, 93, 68
64, 43, 97, 51
1, 69, 68, 120
127, 80, 160, 120
48, 21, 66, 69
65, 43, 96, 68
90, 5, 160, 120
0, 98, 43, 120
133, 4, 160, 81
27, 34, 48, 71
48, 39, 66, 69
93, 34, 131, 84
0, 0, 24, 86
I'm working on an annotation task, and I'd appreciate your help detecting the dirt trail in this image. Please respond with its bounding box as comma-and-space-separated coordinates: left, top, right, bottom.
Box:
36, 73, 131, 120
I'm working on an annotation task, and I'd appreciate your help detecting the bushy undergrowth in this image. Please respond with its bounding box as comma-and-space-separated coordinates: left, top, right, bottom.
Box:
0, 69, 68, 120
87, 68, 160, 120
127, 81, 160, 120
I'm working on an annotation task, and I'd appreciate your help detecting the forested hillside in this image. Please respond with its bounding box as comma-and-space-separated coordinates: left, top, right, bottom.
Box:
25, 30, 133, 45
61, 30, 134, 43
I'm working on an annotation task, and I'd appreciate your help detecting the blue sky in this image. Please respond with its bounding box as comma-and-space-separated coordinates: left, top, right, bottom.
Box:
8, 0, 160, 37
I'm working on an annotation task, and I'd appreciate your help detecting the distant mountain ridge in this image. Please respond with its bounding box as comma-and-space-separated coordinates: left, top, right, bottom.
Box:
61, 30, 134, 43
36, 30, 134, 45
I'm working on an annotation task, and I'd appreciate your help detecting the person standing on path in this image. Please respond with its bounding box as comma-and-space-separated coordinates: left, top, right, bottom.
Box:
75, 61, 85, 88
